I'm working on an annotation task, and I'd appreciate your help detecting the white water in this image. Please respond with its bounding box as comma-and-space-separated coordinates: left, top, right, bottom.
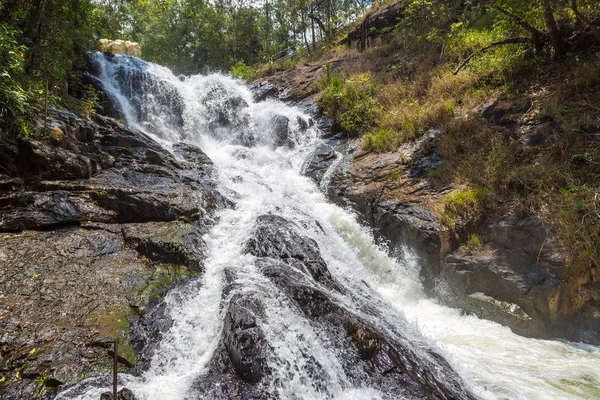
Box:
57, 54, 600, 400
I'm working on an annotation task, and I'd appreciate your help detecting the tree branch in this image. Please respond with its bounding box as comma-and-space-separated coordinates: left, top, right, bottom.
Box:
571, 0, 600, 43
489, 4, 545, 52
451, 37, 531, 75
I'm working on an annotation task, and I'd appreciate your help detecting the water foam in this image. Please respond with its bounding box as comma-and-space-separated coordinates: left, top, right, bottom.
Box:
57, 53, 600, 400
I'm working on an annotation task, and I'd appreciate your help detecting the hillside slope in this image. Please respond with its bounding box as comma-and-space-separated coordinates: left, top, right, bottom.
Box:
256, 0, 600, 344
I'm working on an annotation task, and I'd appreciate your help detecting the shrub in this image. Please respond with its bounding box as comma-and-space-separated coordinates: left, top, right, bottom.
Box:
230, 60, 253, 80
363, 127, 398, 152
0, 26, 39, 135
78, 85, 102, 120
464, 233, 483, 249
317, 66, 380, 137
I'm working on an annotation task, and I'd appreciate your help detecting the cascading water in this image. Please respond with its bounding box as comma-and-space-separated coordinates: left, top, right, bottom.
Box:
57, 53, 600, 400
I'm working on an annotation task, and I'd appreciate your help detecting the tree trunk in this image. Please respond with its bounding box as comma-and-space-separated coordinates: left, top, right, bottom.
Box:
539, 0, 565, 57
25, 0, 48, 74
301, 12, 311, 55
265, 0, 270, 54
311, 18, 316, 51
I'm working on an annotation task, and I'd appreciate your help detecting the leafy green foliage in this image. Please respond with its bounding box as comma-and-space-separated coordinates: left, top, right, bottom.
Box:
230, 61, 253, 80
317, 66, 380, 136
464, 233, 483, 249
0, 26, 39, 135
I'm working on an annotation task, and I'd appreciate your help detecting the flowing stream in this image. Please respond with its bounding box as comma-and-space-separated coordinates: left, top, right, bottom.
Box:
56, 53, 600, 400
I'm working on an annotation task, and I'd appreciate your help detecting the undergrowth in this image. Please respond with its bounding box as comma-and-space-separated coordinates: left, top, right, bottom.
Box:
309, 0, 600, 270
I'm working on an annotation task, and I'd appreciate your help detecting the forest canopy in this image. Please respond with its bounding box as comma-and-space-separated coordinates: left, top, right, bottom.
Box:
1, 0, 599, 134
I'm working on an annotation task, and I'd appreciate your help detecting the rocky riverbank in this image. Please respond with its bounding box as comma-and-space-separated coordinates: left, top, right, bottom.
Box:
0, 107, 227, 398
254, 56, 599, 346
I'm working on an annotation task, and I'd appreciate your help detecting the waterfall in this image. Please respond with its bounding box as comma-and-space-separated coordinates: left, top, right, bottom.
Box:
56, 53, 600, 400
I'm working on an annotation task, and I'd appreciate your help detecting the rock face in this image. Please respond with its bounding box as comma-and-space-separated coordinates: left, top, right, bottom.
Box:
85, 53, 184, 130
189, 214, 475, 399
98, 39, 142, 58
0, 107, 226, 398
343, 0, 407, 51
308, 105, 600, 345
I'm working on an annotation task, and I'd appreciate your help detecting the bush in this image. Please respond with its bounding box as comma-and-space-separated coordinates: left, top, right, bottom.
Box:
464, 233, 483, 249
317, 65, 380, 137
363, 127, 398, 152
0, 26, 39, 135
230, 60, 253, 80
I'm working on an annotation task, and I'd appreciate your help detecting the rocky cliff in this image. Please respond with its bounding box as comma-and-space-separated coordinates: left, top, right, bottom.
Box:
0, 107, 227, 398
254, 59, 599, 346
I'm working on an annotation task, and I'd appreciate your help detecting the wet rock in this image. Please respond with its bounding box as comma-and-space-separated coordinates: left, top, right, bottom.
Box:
245, 214, 475, 400
249, 81, 278, 102
203, 84, 249, 128
190, 373, 258, 399
173, 142, 213, 168
122, 222, 206, 271
301, 142, 337, 184
100, 387, 138, 400
0, 135, 19, 177
245, 214, 333, 283
296, 116, 309, 131
0, 105, 222, 397
17, 139, 93, 180
222, 294, 270, 384
0, 108, 226, 233
88, 53, 184, 128
271, 115, 292, 148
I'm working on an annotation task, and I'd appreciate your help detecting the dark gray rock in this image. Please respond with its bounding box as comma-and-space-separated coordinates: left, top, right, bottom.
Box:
173, 142, 213, 169
100, 388, 138, 400
271, 115, 292, 148
0, 106, 223, 398
17, 139, 94, 180
249, 81, 279, 102
203, 84, 249, 128
244, 214, 475, 400
0, 108, 226, 233
301, 142, 337, 184
222, 294, 270, 384
245, 214, 333, 284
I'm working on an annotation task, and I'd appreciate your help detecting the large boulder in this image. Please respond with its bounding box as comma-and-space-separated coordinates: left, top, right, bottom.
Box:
189, 213, 475, 399
98, 39, 142, 58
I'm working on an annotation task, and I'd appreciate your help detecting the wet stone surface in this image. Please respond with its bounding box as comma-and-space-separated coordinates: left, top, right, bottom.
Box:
188, 213, 476, 400
0, 107, 225, 398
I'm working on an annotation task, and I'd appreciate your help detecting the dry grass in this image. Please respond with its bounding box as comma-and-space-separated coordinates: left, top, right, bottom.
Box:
300, 26, 600, 270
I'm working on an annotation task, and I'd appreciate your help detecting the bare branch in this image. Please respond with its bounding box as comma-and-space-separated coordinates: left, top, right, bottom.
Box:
451, 37, 530, 75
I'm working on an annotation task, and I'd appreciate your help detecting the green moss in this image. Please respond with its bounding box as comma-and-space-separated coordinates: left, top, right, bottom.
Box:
138, 264, 195, 305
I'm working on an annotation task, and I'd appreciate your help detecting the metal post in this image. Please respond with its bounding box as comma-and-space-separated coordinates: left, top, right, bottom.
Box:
113, 340, 118, 399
